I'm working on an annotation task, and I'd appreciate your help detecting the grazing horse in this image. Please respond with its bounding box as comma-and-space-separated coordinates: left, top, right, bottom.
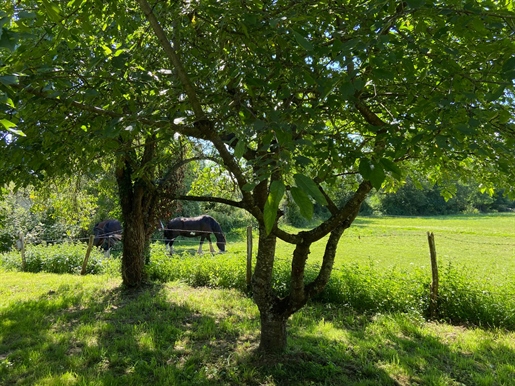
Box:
164, 215, 226, 254
93, 219, 122, 254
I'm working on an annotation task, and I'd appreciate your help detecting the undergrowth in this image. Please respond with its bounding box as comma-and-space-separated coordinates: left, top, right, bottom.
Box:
1, 242, 514, 330
0, 242, 119, 275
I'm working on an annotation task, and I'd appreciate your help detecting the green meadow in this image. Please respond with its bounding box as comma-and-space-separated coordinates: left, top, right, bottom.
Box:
310, 214, 515, 283
1, 214, 515, 385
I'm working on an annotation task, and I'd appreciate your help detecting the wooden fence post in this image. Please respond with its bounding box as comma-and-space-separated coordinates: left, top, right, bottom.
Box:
18, 232, 26, 272
81, 235, 95, 275
427, 231, 439, 319
246, 226, 253, 290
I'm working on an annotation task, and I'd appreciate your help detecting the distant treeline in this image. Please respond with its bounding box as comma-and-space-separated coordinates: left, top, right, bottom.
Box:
373, 179, 514, 216
283, 179, 515, 226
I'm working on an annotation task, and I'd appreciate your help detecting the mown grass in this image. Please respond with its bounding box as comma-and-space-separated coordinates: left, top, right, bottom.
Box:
1, 214, 514, 384
1, 271, 515, 385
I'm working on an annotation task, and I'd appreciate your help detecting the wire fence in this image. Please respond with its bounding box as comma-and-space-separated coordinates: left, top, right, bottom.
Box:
10, 225, 515, 302
13, 226, 515, 249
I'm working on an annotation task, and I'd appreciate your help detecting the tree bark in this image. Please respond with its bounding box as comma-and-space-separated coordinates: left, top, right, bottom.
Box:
252, 226, 290, 352
121, 214, 147, 286
258, 313, 288, 353
116, 151, 148, 287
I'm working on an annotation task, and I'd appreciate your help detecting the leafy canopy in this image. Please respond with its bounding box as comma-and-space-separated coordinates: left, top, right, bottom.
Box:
0, 0, 514, 231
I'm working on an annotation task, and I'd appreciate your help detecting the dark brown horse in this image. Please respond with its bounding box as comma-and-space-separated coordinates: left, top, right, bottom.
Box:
93, 219, 122, 252
164, 215, 226, 254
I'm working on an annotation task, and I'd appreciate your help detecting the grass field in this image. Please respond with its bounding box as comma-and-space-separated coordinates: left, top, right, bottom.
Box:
338, 214, 515, 277
171, 213, 515, 284
1, 214, 515, 385
1, 272, 515, 385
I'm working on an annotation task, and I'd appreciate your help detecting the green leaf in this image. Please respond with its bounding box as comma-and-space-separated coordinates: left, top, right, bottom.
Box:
502, 57, 515, 74
263, 180, 285, 235
369, 163, 385, 190
485, 85, 506, 102
17, 11, 36, 19
241, 183, 256, 192
0, 119, 25, 136
0, 75, 18, 86
291, 187, 313, 220
456, 123, 475, 135
0, 29, 16, 51
292, 30, 314, 51
359, 158, 372, 180
101, 44, 112, 56
380, 158, 402, 179
234, 139, 246, 159
405, 0, 426, 7
293, 174, 328, 205
295, 155, 312, 166
41, 0, 62, 23
359, 158, 385, 189
274, 127, 292, 146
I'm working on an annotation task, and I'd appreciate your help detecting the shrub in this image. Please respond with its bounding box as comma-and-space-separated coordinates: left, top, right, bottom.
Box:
146, 243, 248, 290
437, 263, 515, 329
147, 249, 515, 330
0, 242, 117, 275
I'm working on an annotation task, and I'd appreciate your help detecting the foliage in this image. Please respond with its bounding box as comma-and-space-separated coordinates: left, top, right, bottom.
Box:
0, 185, 83, 252
145, 243, 515, 330
0, 180, 115, 252
0, 242, 118, 275
377, 178, 515, 216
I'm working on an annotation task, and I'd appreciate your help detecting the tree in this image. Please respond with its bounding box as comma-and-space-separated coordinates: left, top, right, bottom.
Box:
1, 0, 514, 353
0, 0, 190, 285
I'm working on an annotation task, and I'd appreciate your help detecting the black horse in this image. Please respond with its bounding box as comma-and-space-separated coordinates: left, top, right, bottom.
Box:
93, 219, 122, 253
164, 215, 226, 254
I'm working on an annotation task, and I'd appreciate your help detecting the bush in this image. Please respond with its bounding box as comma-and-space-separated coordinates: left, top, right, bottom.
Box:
147, 248, 515, 330
437, 263, 515, 329
0, 242, 118, 275
146, 243, 249, 290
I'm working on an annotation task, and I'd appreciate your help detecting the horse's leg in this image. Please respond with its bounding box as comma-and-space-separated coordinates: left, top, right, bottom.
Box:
198, 236, 205, 255
104, 246, 111, 258
207, 235, 215, 253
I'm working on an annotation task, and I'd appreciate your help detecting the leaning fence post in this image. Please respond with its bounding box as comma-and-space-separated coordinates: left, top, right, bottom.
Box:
427, 231, 439, 319
18, 232, 26, 271
81, 235, 95, 275
246, 226, 253, 290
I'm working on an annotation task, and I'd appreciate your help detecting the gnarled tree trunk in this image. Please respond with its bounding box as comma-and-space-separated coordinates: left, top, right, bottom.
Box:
253, 182, 373, 353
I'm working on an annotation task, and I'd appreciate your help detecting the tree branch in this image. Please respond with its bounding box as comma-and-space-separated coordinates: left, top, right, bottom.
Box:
175, 194, 246, 209
137, 0, 206, 120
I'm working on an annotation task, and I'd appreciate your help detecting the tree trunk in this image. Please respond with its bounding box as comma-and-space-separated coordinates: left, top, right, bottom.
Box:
121, 214, 146, 286
258, 313, 288, 353
252, 226, 290, 352
116, 154, 148, 287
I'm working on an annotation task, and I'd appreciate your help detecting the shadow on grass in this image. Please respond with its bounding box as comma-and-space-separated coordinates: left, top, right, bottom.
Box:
2, 279, 514, 385
281, 308, 515, 385
0, 281, 239, 385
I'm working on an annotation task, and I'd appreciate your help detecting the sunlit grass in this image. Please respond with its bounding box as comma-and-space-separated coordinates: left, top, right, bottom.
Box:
273, 213, 515, 284
1, 214, 515, 384
1, 271, 514, 385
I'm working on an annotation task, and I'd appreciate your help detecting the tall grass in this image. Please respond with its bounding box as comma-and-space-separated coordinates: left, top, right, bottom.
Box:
146, 245, 515, 329
0, 242, 119, 275
2, 214, 515, 330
